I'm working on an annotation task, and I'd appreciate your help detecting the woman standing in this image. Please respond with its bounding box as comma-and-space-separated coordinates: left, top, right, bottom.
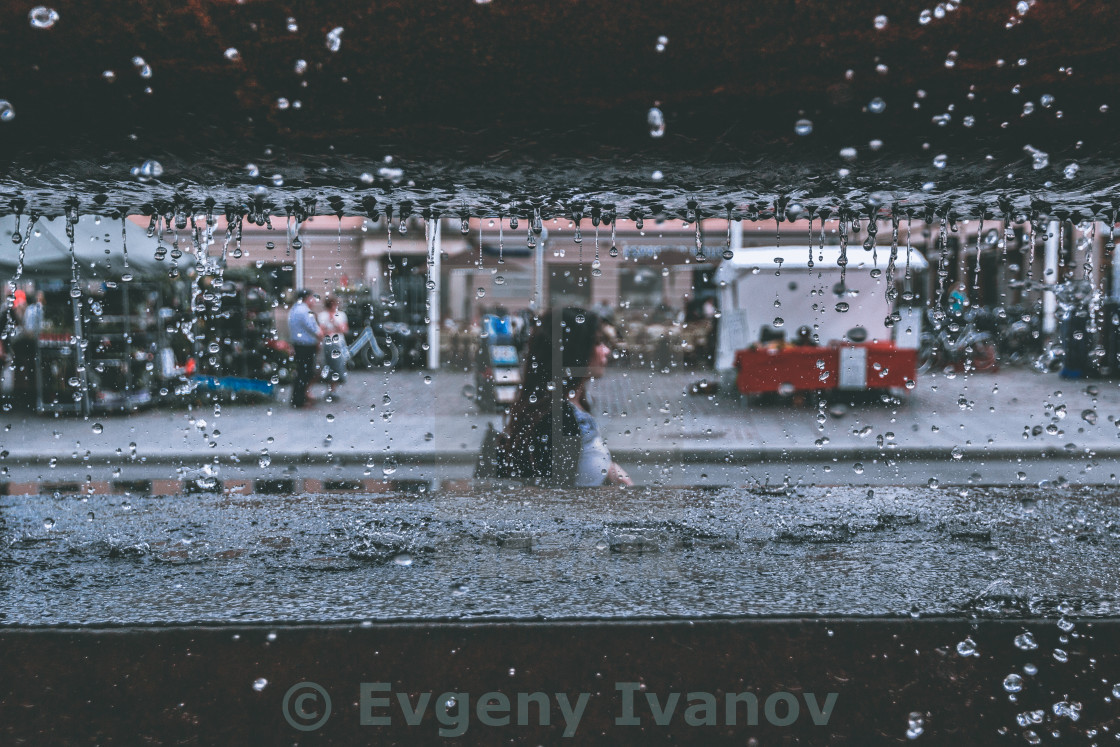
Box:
317, 295, 350, 400
495, 307, 632, 488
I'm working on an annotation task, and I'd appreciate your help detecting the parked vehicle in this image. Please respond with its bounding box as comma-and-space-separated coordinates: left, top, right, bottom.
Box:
347, 319, 399, 370
474, 314, 522, 412
918, 307, 998, 374
714, 245, 929, 397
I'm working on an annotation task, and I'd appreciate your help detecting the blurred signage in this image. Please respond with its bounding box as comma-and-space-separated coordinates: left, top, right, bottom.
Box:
622, 244, 724, 260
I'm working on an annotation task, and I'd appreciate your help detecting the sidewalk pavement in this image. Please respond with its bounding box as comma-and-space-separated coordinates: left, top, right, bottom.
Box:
0, 364, 1116, 471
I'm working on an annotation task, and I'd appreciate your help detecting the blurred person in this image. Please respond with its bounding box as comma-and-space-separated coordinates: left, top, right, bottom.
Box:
11, 290, 42, 400
496, 307, 631, 487
287, 289, 322, 408
317, 295, 350, 400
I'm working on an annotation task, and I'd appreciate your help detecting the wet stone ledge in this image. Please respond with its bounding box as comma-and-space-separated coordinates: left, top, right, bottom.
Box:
3, 485, 1119, 625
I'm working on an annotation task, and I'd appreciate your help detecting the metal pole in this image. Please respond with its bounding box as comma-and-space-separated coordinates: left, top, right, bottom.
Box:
534, 234, 545, 313
427, 218, 442, 370
1044, 220, 1059, 335
295, 226, 306, 291
72, 291, 89, 416
123, 278, 132, 404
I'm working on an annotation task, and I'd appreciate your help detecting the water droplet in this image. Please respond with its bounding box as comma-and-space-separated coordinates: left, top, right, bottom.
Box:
326, 26, 344, 53
131, 56, 152, 79
102, 70, 117, 83
933, 153, 948, 169
655, 34, 668, 52
1081, 408, 1097, 424
956, 637, 977, 657
906, 711, 924, 739
944, 50, 958, 68
650, 170, 664, 181
253, 678, 268, 692
647, 106, 665, 138
772, 317, 784, 327
224, 47, 240, 61
609, 245, 619, 258
293, 59, 309, 76
1023, 144, 1049, 169
950, 445, 963, 460
0, 101, 15, 122
1063, 163, 1080, 179
28, 6, 59, 29
286, 16, 299, 32
92, 423, 103, 434
476, 287, 486, 298
1053, 648, 1068, 663
276, 97, 290, 110
868, 97, 886, 114
1015, 631, 1038, 650
43, 517, 55, 531
839, 146, 857, 161
874, 14, 889, 29
393, 553, 412, 566
494, 275, 505, 285
259, 451, 271, 468
919, 9, 932, 24
794, 118, 813, 136
835, 301, 850, 312
138, 160, 163, 181
1003, 673, 1023, 692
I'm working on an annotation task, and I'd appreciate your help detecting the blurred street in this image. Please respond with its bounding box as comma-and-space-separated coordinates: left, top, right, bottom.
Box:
1, 365, 1117, 489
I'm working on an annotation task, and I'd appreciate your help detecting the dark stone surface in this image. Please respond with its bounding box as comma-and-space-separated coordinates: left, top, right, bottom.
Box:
1, 619, 1114, 743
0, 0, 1118, 219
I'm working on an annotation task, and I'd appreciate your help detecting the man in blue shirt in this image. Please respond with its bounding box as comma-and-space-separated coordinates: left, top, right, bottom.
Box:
288, 289, 322, 408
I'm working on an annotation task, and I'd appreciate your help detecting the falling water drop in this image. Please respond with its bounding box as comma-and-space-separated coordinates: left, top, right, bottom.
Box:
131, 56, 152, 79
28, 6, 59, 29
224, 47, 240, 61
874, 14, 888, 29
647, 107, 666, 138
794, 118, 813, 136
0, 101, 15, 122
326, 26, 344, 52
868, 97, 886, 114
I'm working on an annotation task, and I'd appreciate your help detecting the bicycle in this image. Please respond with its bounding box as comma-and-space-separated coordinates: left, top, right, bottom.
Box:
347, 323, 400, 370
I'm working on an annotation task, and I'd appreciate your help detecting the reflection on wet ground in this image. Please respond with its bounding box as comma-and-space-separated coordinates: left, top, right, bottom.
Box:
3, 485, 1119, 625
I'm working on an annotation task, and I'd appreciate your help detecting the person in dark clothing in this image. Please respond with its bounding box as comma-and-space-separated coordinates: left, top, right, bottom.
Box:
490, 307, 631, 488
287, 289, 322, 408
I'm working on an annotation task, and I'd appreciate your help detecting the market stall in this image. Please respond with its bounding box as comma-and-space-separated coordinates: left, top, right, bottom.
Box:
715, 245, 928, 397
0, 215, 188, 414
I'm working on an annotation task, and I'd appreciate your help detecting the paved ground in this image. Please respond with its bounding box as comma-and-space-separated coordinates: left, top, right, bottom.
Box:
2, 363, 1117, 477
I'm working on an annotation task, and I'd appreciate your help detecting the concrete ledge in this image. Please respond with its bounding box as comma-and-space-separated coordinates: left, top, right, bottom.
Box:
0, 619, 1114, 744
